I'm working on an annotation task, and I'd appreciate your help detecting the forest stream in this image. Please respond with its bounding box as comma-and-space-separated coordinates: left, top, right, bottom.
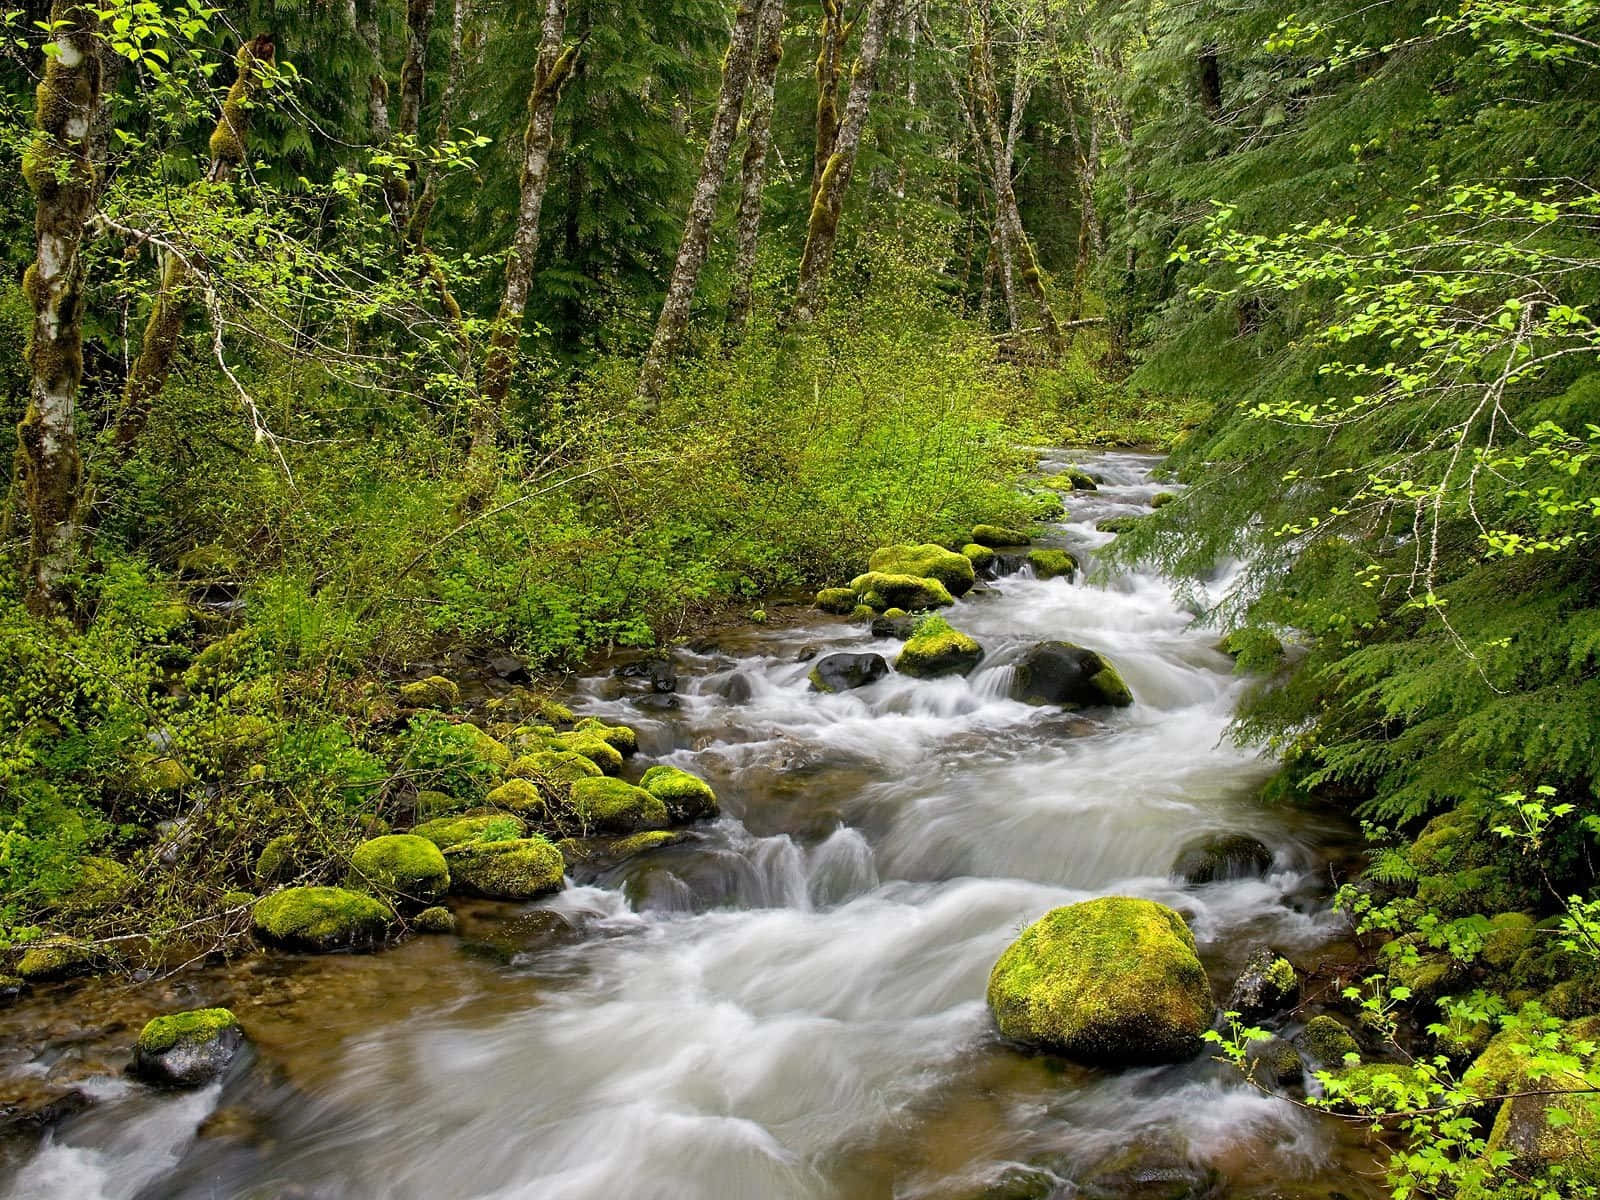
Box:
0, 451, 1388, 1200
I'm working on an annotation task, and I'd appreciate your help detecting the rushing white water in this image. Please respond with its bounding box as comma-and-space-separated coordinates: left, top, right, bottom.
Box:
2, 451, 1369, 1200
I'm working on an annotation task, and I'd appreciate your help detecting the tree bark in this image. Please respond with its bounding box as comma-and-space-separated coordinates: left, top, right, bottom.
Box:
635, 0, 765, 409
113, 36, 273, 456
792, 0, 899, 326
409, 0, 468, 247
18, 3, 103, 615
389, 0, 436, 236
467, 0, 575, 494
809, 0, 848, 208
355, 0, 392, 146
726, 0, 786, 335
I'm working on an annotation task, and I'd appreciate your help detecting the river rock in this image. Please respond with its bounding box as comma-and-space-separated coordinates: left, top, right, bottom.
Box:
252, 887, 393, 952
133, 1008, 244, 1087
809, 652, 890, 693
444, 836, 566, 899
1172, 833, 1273, 884
870, 613, 916, 639
971, 524, 1031, 548
639, 765, 720, 822
815, 588, 858, 615
570, 776, 670, 834
1295, 1014, 1359, 1066
1011, 641, 1133, 708
1226, 946, 1299, 1020
986, 896, 1213, 1064
615, 658, 677, 694
721, 672, 756, 703
1027, 548, 1078, 580
16, 937, 96, 983
848, 572, 954, 612
412, 812, 526, 849
398, 674, 459, 708
896, 617, 984, 678
867, 544, 976, 597
486, 654, 530, 684
347, 834, 450, 907
1244, 1035, 1304, 1086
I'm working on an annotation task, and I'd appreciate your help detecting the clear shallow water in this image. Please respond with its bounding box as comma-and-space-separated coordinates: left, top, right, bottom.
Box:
0, 451, 1383, 1200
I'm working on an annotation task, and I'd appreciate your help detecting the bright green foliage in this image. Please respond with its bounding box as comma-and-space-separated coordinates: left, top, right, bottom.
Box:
509, 750, 602, 784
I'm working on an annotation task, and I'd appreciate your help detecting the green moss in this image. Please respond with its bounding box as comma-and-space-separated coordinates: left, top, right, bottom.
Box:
552, 731, 625, 775
1218, 629, 1285, 661
399, 675, 460, 708
412, 813, 525, 849
639, 764, 720, 822
961, 543, 996, 570
1089, 663, 1134, 708
254, 834, 298, 886
1416, 865, 1523, 919
883, 607, 908, 619
867, 544, 976, 597
609, 830, 686, 857
850, 604, 875, 621
252, 886, 392, 952
509, 749, 602, 784
570, 776, 670, 834
985, 896, 1212, 1063
1097, 516, 1145, 535
414, 789, 462, 818
1297, 1015, 1360, 1065
816, 587, 859, 614
1265, 955, 1296, 995
1027, 548, 1078, 580
137, 1008, 240, 1055
485, 778, 546, 813
348, 834, 449, 905
1410, 806, 1488, 875
896, 616, 984, 678
530, 697, 576, 726
70, 856, 134, 908
574, 717, 638, 756
16, 937, 94, 983
219, 890, 255, 910
1482, 913, 1537, 970
1040, 469, 1099, 492
1150, 492, 1178, 509
182, 629, 260, 690
413, 906, 456, 934
176, 543, 241, 577
847, 572, 954, 612
971, 524, 1031, 548
444, 836, 565, 900
127, 754, 194, 793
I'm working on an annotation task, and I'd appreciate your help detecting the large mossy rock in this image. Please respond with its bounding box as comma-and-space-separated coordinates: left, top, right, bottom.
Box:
508, 748, 602, 784
896, 616, 984, 678
1295, 1014, 1360, 1066
961, 543, 996, 573
639, 765, 719, 822
444, 836, 565, 900
808, 652, 890, 693
1172, 832, 1273, 884
1011, 641, 1133, 708
572, 717, 638, 757
971, 524, 1031, 548
1466, 1016, 1600, 1184
133, 1008, 244, 1087
411, 813, 526, 850
252, 886, 393, 953
867, 544, 976, 597
815, 587, 859, 615
570, 776, 670, 835
986, 896, 1213, 1064
848, 572, 954, 612
1027, 548, 1078, 580
550, 730, 624, 775
16, 937, 96, 983
398, 675, 460, 708
347, 834, 450, 906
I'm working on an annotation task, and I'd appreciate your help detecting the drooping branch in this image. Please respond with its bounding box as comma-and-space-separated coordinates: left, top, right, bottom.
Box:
727, 0, 787, 334
636, 0, 766, 408
793, 0, 900, 325
18, 2, 103, 615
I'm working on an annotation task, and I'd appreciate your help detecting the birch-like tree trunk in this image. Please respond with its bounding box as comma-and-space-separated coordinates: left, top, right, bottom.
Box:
792, 0, 899, 326
467, 0, 576, 494
726, 0, 786, 335
809, 0, 848, 208
113, 36, 273, 455
19, 2, 102, 615
635, 0, 765, 409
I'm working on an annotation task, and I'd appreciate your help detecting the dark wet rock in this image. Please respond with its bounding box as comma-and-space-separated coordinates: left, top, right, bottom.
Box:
1012, 642, 1133, 709
0, 974, 23, 1005
722, 672, 756, 703
809, 652, 890, 693
616, 658, 677, 694
1295, 1015, 1360, 1066
1226, 946, 1299, 1021
870, 613, 916, 639
1244, 1035, 1304, 1086
0, 1087, 93, 1140
632, 693, 680, 711
132, 1008, 245, 1087
486, 654, 530, 684
992, 553, 1028, 577
1082, 1164, 1222, 1200
1172, 833, 1274, 884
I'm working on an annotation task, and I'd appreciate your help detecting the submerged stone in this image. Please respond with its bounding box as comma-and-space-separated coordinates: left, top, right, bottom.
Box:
133, 1008, 243, 1087
413, 906, 457, 934
987, 896, 1213, 1064
808, 652, 891, 693
1172, 833, 1274, 884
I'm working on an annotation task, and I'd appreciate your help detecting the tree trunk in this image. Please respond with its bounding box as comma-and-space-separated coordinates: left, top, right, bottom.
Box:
113, 36, 273, 456
1062, 84, 1099, 328
792, 0, 899, 326
467, 0, 575, 495
726, 0, 786, 335
410, 0, 469, 247
635, 0, 765, 409
355, 0, 392, 146
389, 0, 436, 237
809, 0, 848, 208
19, 2, 102, 615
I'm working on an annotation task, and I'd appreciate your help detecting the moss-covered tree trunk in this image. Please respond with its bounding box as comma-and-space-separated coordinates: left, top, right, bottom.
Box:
18, 3, 102, 615
726, 0, 786, 335
635, 0, 765, 410
467, 0, 575, 498
409, 0, 468, 249
792, 0, 899, 326
113, 36, 273, 456
390, 0, 436, 238
809, 0, 849, 209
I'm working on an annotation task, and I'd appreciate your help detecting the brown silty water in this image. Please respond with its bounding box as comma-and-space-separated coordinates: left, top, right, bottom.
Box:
0, 451, 1390, 1200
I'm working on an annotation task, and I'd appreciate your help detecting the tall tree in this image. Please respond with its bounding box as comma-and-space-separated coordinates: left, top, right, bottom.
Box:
390, 0, 436, 238
727, 0, 786, 334
792, 0, 899, 325
468, 0, 577, 494
18, 3, 103, 615
636, 0, 766, 409
809, 0, 850, 207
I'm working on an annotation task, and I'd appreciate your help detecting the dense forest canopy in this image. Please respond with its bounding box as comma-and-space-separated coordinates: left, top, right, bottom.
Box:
2, 0, 1599, 1194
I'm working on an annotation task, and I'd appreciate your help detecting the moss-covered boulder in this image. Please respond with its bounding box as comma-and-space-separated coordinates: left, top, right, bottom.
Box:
961, 543, 996, 572
444, 837, 565, 900
254, 836, 302, 884
1024, 490, 1066, 519
69, 856, 135, 909
348, 834, 449, 906
848, 572, 954, 612
399, 675, 460, 708
1218, 628, 1286, 662
639, 765, 720, 822
867, 544, 976, 597
1481, 912, 1538, 970
986, 896, 1213, 1064
413, 906, 456, 934
1027, 548, 1078, 580
133, 1008, 243, 1087
808, 651, 890, 693
1097, 515, 1145, 535
484, 778, 547, 814
127, 753, 195, 793
971, 524, 1031, 548
1172, 832, 1273, 884
509, 749, 602, 784
252, 887, 392, 953
412, 812, 526, 850
896, 616, 984, 678
1012, 641, 1133, 709
456, 723, 512, 770
570, 776, 670, 835
551, 730, 624, 775
16, 937, 95, 983
572, 717, 638, 757
815, 587, 859, 614
1150, 492, 1178, 509
1295, 1014, 1360, 1066
1225, 947, 1299, 1021
1244, 1036, 1304, 1087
